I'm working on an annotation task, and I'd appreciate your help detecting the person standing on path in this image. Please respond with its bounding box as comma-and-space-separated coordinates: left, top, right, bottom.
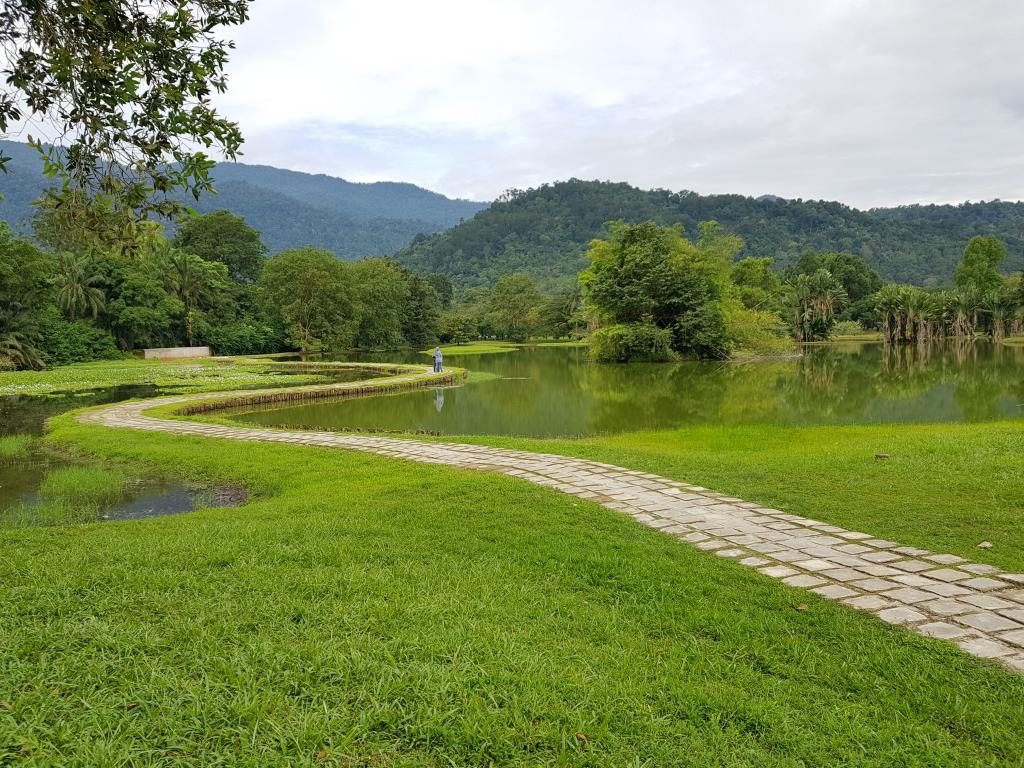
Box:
433, 346, 443, 373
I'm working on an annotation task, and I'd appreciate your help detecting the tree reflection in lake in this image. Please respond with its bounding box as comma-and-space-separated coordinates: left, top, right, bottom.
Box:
230, 342, 1024, 438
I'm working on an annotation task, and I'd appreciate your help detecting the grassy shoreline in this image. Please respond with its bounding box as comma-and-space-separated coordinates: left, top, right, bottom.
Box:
137, 361, 1024, 573
0, 412, 1015, 764
412, 421, 1024, 573
2, 357, 1024, 763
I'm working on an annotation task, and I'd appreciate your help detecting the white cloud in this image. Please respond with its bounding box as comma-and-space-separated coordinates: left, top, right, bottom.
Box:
215, 0, 1024, 206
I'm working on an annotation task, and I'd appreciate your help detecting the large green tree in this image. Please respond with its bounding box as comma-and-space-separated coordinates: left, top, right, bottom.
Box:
581, 221, 731, 359
162, 247, 228, 345
731, 257, 782, 312
261, 248, 353, 352
172, 210, 267, 282
787, 252, 881, 302
348, 258, 410, 350
483, 274, 544, 342
955, 236, 1006, 294
401, 273, 441, 348
104, 253, 181, 350
0, 0, 250, 239
0, 223, 52, 368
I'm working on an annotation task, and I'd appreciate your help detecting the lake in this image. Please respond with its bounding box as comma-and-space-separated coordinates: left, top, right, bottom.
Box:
230, 341, 1024, 438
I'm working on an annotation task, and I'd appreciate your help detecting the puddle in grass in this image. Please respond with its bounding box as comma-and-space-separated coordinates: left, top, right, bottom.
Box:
97, 481, 246, 522
0, 382, 256, 526
0, 452, 246, 527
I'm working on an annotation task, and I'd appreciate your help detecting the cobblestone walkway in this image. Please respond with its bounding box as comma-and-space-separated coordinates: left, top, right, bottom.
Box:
78, 378, 1024, 674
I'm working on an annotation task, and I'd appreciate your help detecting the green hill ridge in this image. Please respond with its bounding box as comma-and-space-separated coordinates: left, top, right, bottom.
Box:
394, 180, 1024, 288
0, 140, 486, 259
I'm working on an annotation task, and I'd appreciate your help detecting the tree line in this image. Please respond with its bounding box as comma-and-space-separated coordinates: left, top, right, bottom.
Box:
574, 221, 1024, 362
0, 209, 457, 370
0, 206, 585, 371
3, 202, 1020, 371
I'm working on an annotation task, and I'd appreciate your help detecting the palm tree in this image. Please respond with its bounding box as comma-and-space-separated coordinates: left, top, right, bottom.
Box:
788, 270, 847, 342
875, 284, 902, 343
808, 270, 847, 329
164, 247, 224, 345
0, 303, 44, 370
982, 285, 1014, 340
947, 287, 979, 338
53, 252, 105, 320
788, 274, 815, 342
900, 286, 930, 342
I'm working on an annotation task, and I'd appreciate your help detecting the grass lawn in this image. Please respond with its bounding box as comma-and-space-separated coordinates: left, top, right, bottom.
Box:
0, 358, 331, 397
449, 420, 1024, 573
419, 340, 588, 357
0, 413, 1020, 765
419, 341, 520, 356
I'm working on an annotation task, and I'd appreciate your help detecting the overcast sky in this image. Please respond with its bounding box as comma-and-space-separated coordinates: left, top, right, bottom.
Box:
216, 0, 1024, 207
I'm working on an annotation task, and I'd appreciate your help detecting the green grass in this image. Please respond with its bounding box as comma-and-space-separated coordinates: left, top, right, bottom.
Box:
420, 340, 588, 356
515, 338, 589, 347
825, 333, 883, 342
0, 465, 132, 528
419, 341, 520, 356
446, 421, 1024, 573
0, 412, 1019, 765
37, 465, 128, 507
0, 434, 33, 462
0, 357, 329, 397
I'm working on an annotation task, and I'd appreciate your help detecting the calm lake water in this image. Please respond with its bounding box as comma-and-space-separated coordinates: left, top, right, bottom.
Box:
230, 341, 1024, 438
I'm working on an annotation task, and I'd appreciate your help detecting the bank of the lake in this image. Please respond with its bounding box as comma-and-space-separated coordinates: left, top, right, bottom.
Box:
3, 349, 1024, 764
216, 342, 1024, 569
443, 419, 1024, 574
0, 410, 1016, 766
0, 358, 395, 522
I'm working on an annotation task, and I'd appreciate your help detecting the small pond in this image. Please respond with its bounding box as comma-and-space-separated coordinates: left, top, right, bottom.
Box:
0, 364, 378, 518
0, 448, 245, 527
228, 341, 1024, 438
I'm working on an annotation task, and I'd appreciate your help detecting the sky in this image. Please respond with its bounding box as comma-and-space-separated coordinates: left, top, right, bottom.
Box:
216, 0, 1024, 207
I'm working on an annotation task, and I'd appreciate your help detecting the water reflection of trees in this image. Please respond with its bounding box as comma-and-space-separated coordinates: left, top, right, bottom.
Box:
247, 342, 1024, 435
582, 361, 729, 433
583, 341, 1024, 431
785, 345, 880, 422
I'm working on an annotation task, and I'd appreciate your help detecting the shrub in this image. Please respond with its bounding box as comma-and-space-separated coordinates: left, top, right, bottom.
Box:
39, 313, 123, 366
671, 304, 730, 359
831, 320, 868, 338
589, 323, 678, 363
206, 321, 285, 355
725, 302, 794, 357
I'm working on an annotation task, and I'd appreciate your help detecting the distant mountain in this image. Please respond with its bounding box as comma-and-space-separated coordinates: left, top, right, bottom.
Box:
5, 142, 1023, 288
0, 140, 487, 257
394, 180, 1024, 288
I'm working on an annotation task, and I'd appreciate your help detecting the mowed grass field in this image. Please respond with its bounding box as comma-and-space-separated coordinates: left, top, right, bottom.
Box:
0, 413, 1021, 766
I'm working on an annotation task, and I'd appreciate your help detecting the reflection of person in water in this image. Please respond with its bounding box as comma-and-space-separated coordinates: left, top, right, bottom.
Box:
435, 388, 445, 413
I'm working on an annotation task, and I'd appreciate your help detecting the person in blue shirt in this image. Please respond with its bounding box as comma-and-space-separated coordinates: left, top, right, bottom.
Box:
432, 346, 443, 373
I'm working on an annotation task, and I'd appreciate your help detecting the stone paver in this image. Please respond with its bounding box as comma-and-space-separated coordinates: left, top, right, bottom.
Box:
76, 377, 1024, 676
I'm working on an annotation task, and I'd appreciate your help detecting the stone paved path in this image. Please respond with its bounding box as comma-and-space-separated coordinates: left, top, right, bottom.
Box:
78, 373, 1024, 674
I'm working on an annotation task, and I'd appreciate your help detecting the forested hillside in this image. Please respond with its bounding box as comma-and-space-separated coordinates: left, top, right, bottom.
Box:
0, 140, 486, 258
395, 180, 1024, 288
6, 140, 1023, 287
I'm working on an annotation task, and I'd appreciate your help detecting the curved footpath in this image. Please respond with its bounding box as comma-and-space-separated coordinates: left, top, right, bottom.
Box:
77, 365, 1024, 674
